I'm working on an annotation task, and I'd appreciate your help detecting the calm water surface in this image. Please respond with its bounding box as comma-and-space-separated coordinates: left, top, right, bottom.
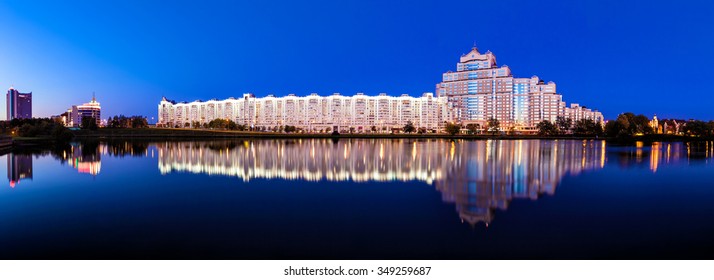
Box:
1, 139, 713, 259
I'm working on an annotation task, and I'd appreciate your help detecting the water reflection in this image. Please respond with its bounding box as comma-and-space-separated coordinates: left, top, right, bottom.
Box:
157, 139, 611, 226
64, 142, 103, 175
4, 141, 151, 180
5, 139, 713, 226
157, 139, 447, 183
609, 141, 714, 172
7, 154, 33, 187
436, 140, 606, 226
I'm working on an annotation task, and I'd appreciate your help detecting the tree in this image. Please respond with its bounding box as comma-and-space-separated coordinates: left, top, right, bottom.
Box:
487, 118, 500, 135
227, 120, 238, 130
685, 120, 708, 136
574, 119, 602, 136
5, 118, 73, 141
403, 121, 416, 133
536, 120, 558, 136
707, 121, 714, 136
51, 123, 74, 142
131, 116, 148, 128
605, 119, 625, 137
556, 116, 573, 135
106, 115, 148, 129
445, 122, 461, 135
81, 116, 98, 130
605, 113, 652, 137
208, 118, 229, 129
465, 123, 480, 135
284, 125, 296, 133
370, 125, 377, 133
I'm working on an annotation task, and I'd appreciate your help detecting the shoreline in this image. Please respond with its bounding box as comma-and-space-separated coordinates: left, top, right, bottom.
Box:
66, 128, 712, 142
70, 128, 601, 140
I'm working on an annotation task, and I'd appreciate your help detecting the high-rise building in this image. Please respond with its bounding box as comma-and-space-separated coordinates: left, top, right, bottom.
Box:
436, 46, 603, 133
157, 45, 603, 133
6, 87, 32, 120
65, 95, 101, 127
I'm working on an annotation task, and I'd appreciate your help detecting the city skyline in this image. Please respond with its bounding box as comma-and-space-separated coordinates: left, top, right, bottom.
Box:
157, 46, 603, 132
1, 1, 713, 121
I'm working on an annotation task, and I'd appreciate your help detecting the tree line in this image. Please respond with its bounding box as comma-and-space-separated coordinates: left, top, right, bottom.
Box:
605, 112, 714, 138
106, 115, 149, 129
0, 118, 73, 141
536, 116, 603, 136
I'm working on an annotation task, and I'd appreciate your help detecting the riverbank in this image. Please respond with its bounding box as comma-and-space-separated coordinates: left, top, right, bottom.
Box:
68, 128, 714, 142
71, 128, 604, 140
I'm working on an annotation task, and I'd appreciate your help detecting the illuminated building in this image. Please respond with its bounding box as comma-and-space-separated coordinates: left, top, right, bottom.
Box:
159, 45, 603, 132
158, 93, 449, 132
649, 115, 660, 134
436, 46, 604, 133
6, 87, 32, 120
66, 95, 102, 127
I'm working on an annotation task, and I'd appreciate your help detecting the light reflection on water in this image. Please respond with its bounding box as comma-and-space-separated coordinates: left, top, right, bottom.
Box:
3, 139, 714, 259
7, 139, 712, 226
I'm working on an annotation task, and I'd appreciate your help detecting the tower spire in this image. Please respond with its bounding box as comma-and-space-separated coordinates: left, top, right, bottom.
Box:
92, 92, 96, 102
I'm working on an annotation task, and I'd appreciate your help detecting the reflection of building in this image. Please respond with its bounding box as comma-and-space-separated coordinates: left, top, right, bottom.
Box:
157, 139, 446, 183
7, 154, 33, 187
6, 87, 32, 120
157, 139, 607, 225
64, 143, 103, 175
435, 140, 606, 226
65, 95, 101, 127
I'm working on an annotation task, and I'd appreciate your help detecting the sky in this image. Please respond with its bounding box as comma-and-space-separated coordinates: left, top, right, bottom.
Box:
0, 0, 713, 121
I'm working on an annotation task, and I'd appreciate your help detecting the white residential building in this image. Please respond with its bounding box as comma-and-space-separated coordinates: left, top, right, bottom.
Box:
436, 46, 604, 132
158, 92, 449, 132
158, 45, 604, 133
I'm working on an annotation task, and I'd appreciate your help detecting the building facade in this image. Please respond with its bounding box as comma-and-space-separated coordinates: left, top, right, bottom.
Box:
6, 87, 32, 120
436, 47, 603, 132
65, 96, 101, 127
158, 46, 604, 133
159, 92, 449, 132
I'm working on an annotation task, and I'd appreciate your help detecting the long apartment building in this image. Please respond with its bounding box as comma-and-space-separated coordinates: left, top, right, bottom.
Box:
158, 45, 603, 133
158, 92, 449, 132
436, 46, 603, 132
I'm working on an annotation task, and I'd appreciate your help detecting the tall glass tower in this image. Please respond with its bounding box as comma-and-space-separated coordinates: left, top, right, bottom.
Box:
6, 87, 32, 120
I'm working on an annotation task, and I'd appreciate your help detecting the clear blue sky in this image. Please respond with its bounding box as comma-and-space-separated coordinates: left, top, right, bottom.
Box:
1, 0, 713, 121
